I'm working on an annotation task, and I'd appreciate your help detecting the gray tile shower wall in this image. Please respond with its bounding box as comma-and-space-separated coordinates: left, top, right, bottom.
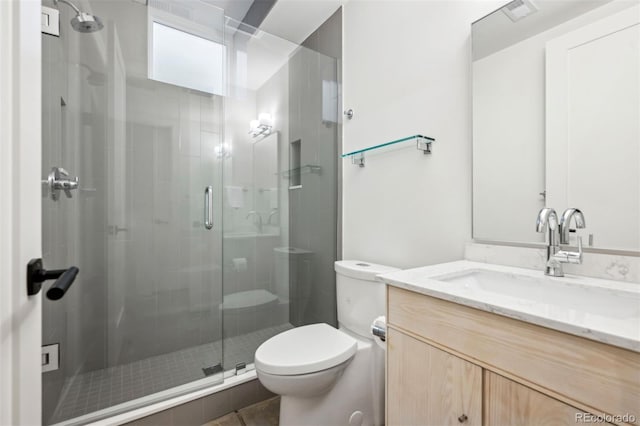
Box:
42, 6, 109, 421
42, 27, 68, 426
287, 8, 342, 327
115, 86, 225, 366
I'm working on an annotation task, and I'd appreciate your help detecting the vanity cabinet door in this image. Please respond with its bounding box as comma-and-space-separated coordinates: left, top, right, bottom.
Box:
387, 328, 482, 426
484, 371, 612, 426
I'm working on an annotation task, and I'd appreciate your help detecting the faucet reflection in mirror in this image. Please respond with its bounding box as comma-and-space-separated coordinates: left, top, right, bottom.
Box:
215, 142, 232, 158
536, 208, 586, 277
246, 210, 263, 233
267, 208, 279, 225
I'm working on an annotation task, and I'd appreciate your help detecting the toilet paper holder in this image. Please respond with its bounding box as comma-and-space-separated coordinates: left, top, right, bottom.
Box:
231, 258, 248, 272
371, 321, 386, 342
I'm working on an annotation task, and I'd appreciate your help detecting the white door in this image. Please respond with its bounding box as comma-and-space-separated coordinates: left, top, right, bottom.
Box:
546, 4, 640, 251
0, 1, 43, 425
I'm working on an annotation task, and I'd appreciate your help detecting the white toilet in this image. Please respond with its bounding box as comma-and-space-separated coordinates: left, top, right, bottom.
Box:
255, 260, 399, 426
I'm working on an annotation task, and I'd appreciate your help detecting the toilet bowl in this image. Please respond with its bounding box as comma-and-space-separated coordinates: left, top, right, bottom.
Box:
255, 323, 356, 398
255, 260, 399, 426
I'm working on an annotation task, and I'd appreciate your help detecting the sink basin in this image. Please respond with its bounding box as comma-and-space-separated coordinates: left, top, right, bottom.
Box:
378, 260, 640, 352
436, 269, 640, 320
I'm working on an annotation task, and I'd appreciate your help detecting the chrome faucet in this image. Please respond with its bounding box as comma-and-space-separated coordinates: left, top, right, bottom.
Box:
536, 208, 562, 276
246, 211, 263, 233
536, 207, 586, 277
554, 208, 586, 267
267, 208, 279, 225
559, 208, 586, 244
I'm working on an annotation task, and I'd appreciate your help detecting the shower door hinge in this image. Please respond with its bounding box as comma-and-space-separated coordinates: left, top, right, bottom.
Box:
235, 362, 247, 375
202, 363, 223, 377
42, 6, 60, 37
42, 343, 60, 373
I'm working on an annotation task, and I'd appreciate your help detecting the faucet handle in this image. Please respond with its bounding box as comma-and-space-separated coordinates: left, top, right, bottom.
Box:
553, 236, 583, 265
576, 236, 582, 263
567, 236, 583, 264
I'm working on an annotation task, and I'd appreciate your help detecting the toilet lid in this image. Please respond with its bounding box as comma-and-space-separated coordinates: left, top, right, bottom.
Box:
255, 323, 357, 376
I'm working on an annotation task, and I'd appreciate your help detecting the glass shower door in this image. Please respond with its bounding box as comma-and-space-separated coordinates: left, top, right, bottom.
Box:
41, 1, 225, 424
219, 16, 340, 373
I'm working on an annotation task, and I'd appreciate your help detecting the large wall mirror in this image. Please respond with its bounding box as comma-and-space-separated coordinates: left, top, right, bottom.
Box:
472, 0, 639, 253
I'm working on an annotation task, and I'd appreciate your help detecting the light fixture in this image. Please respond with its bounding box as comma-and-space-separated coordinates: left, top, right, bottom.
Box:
249, 113, 273, 138
215, 142, 232, 158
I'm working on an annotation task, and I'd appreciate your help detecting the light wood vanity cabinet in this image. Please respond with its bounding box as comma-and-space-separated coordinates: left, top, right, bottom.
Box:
387, 328, 482, 425
386, 286, 640, 426
484, 371, 604, 426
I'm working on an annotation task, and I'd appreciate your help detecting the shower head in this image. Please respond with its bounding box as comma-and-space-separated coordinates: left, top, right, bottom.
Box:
71, 12, 103, 33
54, 0, 103, 33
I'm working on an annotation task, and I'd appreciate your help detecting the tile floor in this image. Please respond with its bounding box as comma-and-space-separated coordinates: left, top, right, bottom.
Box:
50, 324, 291, 424
204, 397, 280, 426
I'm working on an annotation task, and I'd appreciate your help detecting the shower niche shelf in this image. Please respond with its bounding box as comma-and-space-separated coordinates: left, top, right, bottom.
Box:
342, 134, 435, 167
280, 165, 323, 191
280, 165, 323, 179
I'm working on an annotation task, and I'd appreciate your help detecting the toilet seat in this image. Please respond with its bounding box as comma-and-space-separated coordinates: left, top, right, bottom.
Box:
255, 323, 357, 375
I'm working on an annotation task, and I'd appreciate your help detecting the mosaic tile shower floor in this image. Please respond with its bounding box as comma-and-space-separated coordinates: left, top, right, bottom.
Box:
50, 324, 292, 424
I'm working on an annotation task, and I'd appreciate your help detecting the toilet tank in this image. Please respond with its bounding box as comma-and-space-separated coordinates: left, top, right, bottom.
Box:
335, 260, 400, 338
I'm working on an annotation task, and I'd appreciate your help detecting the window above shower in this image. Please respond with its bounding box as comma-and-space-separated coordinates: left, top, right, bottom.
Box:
147, 0, 226, 95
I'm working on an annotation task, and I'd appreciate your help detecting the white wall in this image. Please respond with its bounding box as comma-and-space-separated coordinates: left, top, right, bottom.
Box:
342, 0, 501, 269
0, 1, 42, 425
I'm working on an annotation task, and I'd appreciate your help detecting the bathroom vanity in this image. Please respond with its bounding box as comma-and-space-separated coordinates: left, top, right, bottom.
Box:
380, 261, 640, 426
450, 2, 640, 422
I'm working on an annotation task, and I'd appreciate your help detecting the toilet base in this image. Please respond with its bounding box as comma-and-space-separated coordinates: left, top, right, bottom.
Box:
279, 330, 385, 426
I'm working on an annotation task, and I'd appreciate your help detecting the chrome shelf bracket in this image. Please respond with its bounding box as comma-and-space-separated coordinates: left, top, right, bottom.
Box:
416, 138, 432, 154
351, 152, 365, 167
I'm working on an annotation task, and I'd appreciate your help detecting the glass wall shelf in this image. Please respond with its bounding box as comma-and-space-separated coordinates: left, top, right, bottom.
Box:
341, 134, 435, 167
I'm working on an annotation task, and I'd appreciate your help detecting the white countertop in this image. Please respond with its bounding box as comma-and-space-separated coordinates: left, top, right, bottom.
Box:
379, 260, 640, 353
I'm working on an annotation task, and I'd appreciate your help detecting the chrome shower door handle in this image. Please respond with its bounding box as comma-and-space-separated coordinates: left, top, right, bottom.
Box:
204, 186, 213, 230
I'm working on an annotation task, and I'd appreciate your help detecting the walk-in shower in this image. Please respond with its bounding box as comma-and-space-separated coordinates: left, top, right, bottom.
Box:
41, 0, 340, 424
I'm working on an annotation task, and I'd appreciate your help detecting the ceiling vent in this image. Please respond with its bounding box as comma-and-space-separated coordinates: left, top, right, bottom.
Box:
501, 0, 539, 22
